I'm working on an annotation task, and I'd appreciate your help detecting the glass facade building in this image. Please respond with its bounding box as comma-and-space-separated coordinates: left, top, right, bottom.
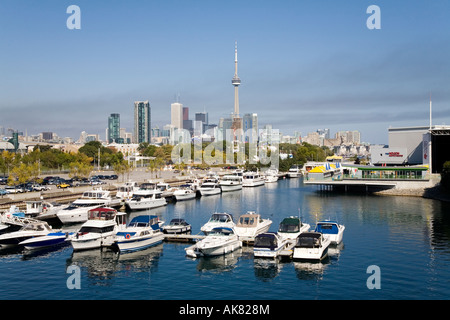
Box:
134, 101, 151, 144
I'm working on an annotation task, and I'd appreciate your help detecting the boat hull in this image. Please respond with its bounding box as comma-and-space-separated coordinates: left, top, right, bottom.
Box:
174, 192, 196, 201
163, 225, 191, 234
254, 245, 285, 258
115, 233, 164, 253
234, 222, 272, 242
219, 184, 243, 192
242, 180, 265, 187
199, 188, 221, 196
197, 239, 242, 257
126, 199, 167, 210
70, 233, 115, 251
292, 246, 329, 261
20, 233, 69, 250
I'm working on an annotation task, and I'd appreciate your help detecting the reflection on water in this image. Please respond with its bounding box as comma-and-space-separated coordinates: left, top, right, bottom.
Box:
194, 249, 241, 273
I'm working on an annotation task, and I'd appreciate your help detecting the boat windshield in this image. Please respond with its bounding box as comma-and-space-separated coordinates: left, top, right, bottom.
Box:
22, 223, 49, 232
279, 223, 300, 233
88, 209, 116, 220
315, 223, 339, 234
296, 234, 321, 248
209, 213, 232, 223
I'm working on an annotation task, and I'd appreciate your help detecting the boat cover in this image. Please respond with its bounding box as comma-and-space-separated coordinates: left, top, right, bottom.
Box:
296, 232, 322, 248
278, 217, 301, 233
254, 233, 278, 249
315, 221, 339, 234
128, 215, 160, 229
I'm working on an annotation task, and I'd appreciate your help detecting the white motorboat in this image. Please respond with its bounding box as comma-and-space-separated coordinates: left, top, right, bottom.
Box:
185, 227, 242, 258
157, 182, 176, 198
173, 185, 197, 201
242, 171, 265, 187
0, 220, 55, 249
234, 211, 272, 242
200, 212, 235, 235
219, 175, 243, 192
278, 216, 310, 240
314, 220, 345, 244
57, 188, 120, 224
162, 218, 191, 234
125, 189, 167, 211
293, 232, 331, 261
113, 215, 164, 253
288, 165, 302, 178
35, 201, 67, 221
253, 232, 288, 258
264, 169, 279, 183
19, 231, 72, 250
116, 181, 138, 200
199, 180, 221, 196
69, 207, 126, 251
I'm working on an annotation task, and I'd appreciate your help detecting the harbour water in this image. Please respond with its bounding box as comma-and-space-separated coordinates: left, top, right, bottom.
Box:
0, 178, 450, 301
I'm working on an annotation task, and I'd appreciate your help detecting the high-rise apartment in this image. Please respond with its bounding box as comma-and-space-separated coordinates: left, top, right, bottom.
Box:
108, 113, 120, 143
134, 101, 151, 144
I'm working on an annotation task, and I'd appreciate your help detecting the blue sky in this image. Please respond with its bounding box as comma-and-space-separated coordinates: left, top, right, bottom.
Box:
1, 0, 449, 144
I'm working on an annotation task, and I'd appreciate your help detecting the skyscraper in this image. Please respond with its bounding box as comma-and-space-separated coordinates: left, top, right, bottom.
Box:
243, 113, 258, 143
171, 102, 183, 130
134, 101, 151, 144
108, 113, 120, 143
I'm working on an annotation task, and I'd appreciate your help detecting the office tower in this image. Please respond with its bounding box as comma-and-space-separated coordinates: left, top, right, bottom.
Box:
134, 101, 151, 144
108, 113, 120, 143
195, 112, 208, 134
171, 102, 183, 129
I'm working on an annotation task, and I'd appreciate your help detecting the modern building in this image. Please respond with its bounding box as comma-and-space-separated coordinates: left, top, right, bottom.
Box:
171, 102, 183, 130
243, 113, 258, 143
134, 101, 151, 144
108, 113, 121, 143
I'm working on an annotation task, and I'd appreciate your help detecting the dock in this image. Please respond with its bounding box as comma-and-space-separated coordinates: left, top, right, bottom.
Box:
163, 233, 205, 243
278, 240, 296, 258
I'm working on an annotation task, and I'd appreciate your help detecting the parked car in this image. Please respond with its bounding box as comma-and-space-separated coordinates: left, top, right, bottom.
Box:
0, 176, 8, 184
4, 185, 24, 193
57, 181, 72, 189
31, 184, 50, 192
0, 188, 9, 196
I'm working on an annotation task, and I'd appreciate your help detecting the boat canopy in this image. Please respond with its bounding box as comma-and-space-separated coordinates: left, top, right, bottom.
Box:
315, 221, 339, 234
88, 207, 117, 220
237, 214, 259, 228
295, 232, 322, 248
254, 232, 279, 249
278, 217, 301, 233
128, 215, 159, 228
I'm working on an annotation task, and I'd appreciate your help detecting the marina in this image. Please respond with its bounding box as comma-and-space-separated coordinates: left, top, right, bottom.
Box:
0, 177, 449, 300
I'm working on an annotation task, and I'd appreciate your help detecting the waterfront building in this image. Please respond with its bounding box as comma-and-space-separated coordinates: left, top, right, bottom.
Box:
108, 113, 121, 143
134, 101, 151, 144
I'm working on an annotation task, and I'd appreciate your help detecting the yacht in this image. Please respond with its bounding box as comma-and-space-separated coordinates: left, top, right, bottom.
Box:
253, 232, 288, 259
162, 218, 191, 234
69, 207, 126, 251
113, 215, 164, 253
219, 174, 243, 192
278, 216, 310, 240
314, 220, 345, 244
234, 211, 272, 242
57, 188, 120, 224
173, 185, 197, 201
242, 171, 265, 187
264, 169, 279, 183
116, 181, 138, 200
0, 220, 55, 249
288, 165, 302, 178
293, 232, 331, 261
201, 212, 235, 235
185, 227, 242, 258
198, 179, 221, 196
125, 189, 167, 210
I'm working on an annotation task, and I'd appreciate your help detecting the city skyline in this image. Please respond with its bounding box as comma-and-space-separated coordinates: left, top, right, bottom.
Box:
1, 1, 450, 145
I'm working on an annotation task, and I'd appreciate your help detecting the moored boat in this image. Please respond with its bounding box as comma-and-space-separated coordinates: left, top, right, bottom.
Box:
293, 232, 331, 261
0, 220, 55, 249
19, 231, 72, 250
162, 218, 191, 234
253, 232, 288, 258
174, 185, 197, 201
200, 212, 235, 235
185, 227, 242, 258
314, 220, 345, 244
219, 175, 243, 192
242, 171, 265, 187
199, 180, 221, 196
288, 165, 302, 178
278, 216, 310, 240
125, 190, 167, 210
113, 215, 164, 253
69, 207, 126, 251
233, 211, 272, 242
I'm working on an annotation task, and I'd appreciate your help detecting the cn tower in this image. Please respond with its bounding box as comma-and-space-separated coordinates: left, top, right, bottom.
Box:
232, 41, 241, 117
231, 41, 243, 144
